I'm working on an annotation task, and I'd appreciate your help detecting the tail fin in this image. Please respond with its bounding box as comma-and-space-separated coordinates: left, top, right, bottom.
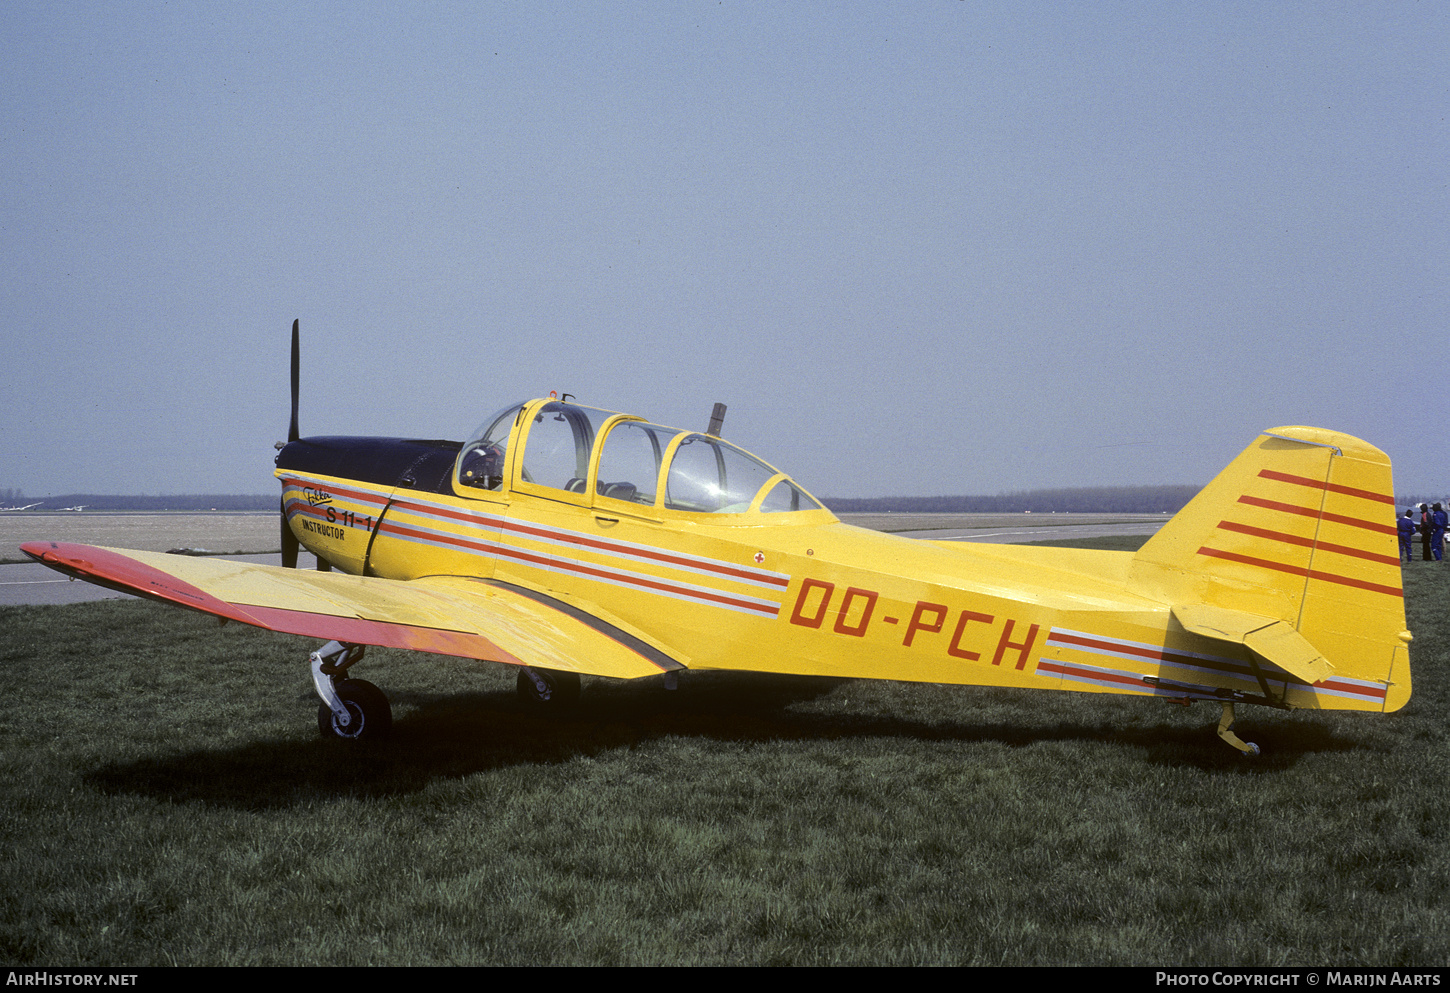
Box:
1131, 427, 1411, 712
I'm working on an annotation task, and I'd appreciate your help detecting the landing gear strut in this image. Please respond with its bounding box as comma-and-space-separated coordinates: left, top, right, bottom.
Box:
516, 666, 581, 711
1216, 702, 1259, 757
311, 640, 392, 740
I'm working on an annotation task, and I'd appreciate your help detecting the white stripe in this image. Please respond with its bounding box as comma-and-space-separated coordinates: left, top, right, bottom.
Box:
282, 474, 394, 503
376, 520, 782, 618
284, 471, 790, 616
1045, 658, 1233, 699
1050, 627, 1387, 700
383, 495, 791, 589
1049, 627, 1241, 666
1042, 660, 1156, 696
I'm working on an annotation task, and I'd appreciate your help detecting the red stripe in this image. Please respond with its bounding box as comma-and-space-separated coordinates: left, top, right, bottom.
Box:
1257, 469, 1395, 505
284, 504, 377, 543
1050, 630, 1173, 663
379, 520, 498, 555
1050, 628, 1390, 699
281, 477, 390, 508
1197, 547, 1402, 598
1045, 658, 1271, 699
1315, 678, 1386, 700
385, 496, 788, 587
1236, 495, 1397, 536
1049, 631, 1253, 678
1038, 660, 1147, 689
378, 520, 780, 616
1215, 520, 1401, 567
512, 548, 781, 615
285, 479, 786, 587
496, 518, 789, 587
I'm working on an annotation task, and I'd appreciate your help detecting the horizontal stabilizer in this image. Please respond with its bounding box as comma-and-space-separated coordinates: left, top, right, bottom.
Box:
1172, 603, 1333, 684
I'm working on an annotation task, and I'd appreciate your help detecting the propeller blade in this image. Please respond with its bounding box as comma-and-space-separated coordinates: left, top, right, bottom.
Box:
280, 498, 299, 569
282, 320, 301, 569
288, 318, 300, 443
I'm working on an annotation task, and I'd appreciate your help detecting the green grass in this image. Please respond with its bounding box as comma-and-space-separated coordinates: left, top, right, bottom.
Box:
1, 546, 1447, 965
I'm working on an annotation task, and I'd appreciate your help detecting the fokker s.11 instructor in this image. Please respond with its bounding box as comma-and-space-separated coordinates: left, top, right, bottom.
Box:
23, 322, 1411, 754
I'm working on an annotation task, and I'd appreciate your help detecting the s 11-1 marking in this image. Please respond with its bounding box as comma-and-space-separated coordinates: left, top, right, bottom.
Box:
325, 507, 371, 530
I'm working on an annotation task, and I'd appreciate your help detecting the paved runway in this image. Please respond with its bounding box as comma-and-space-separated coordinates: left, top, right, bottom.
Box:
0, 552, 320, 607
887, 522, 1165, 544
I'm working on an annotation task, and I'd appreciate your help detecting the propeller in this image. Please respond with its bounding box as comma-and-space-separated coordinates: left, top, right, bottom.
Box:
288, 318, 300, 443
281, 500, 299, 568
281, 319, 300, 569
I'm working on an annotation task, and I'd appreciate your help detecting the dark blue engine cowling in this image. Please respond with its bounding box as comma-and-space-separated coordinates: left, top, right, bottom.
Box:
275, 437, 463, 496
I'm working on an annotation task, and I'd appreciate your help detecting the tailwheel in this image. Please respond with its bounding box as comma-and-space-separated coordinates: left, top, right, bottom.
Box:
1216, 702, 1260, 757
317, 678, 393, 741
517, 667, 581, 711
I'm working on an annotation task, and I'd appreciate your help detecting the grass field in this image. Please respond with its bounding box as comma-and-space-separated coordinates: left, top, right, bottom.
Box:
1, 535, 1445, 966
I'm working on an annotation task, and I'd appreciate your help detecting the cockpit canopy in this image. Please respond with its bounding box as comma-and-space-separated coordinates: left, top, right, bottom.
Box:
457, 399, 824, 516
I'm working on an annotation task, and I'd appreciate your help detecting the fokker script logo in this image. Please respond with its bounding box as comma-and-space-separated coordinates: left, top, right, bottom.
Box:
305, 487, 333, 507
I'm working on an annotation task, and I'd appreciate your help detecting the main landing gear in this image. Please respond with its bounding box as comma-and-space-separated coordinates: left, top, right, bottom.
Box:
311, 641, 392, 741
516, 666, 581, 711
307, 645, 584, 739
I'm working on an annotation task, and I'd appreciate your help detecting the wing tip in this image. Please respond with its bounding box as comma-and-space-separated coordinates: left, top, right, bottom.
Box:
22, 541, 265, 626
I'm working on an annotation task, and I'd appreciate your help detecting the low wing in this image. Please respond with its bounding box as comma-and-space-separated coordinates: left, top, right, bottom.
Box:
21, 542, 680, 679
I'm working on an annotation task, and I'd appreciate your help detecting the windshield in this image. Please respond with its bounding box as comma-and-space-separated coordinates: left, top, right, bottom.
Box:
458, 401, 525, 490
466, 402, 527, 447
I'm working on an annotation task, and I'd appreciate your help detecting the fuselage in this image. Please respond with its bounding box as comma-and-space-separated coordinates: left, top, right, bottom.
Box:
276, 400, 1408, 714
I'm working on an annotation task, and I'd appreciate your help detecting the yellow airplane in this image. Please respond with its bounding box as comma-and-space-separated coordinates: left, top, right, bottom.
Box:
22, 324, 1411, 754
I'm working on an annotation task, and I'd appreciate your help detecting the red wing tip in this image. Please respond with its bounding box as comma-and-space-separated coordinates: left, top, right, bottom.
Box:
20, 542, 267, 625
21, 541, 86, 566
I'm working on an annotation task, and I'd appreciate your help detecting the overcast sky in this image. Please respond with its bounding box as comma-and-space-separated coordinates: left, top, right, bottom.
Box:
2, 1, 1444, 501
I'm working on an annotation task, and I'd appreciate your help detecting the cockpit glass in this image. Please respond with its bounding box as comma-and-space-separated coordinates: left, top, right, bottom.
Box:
457, 400, 822, 513
467, 402, 526, 447
458, 402, 525, 490
758, 478, 822, 513
664, 435, 778, 513
596, 422, 683, 506
519, 402, 615, 494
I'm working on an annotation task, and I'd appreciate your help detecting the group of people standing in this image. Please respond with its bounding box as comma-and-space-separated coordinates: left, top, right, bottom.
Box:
1399, 503, 1447, 563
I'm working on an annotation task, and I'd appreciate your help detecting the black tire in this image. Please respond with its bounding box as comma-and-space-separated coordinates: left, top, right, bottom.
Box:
317, 678, 393, 740
516, 667, 581, 710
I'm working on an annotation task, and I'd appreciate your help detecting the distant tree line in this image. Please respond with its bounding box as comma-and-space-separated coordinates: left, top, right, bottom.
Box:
1, 488, 24, 503
823, 484, 1202, 515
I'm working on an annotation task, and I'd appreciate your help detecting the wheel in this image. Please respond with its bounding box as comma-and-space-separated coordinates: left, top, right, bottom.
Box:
516, 667, 581, 710
317, 678, 393, 740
